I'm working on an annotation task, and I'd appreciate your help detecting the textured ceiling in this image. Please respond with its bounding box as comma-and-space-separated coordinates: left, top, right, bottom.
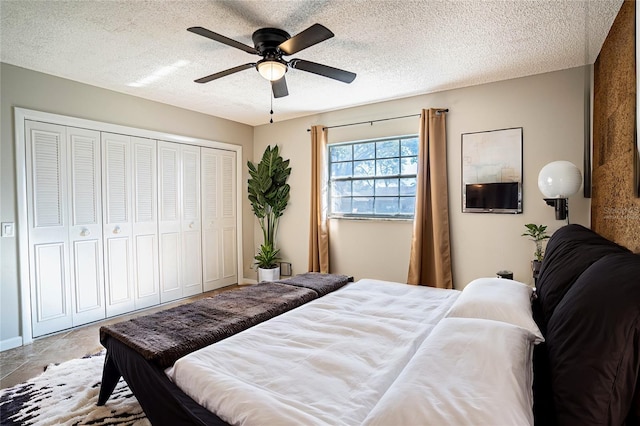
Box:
0, 0, 624, 126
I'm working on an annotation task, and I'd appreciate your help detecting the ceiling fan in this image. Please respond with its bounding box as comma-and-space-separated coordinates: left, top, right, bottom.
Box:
187, 23, 356, 98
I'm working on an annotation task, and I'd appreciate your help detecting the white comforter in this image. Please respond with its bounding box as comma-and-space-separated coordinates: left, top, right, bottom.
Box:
168, 279, 459, 426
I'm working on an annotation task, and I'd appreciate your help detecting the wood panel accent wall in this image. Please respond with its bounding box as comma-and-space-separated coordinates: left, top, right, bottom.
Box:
592, 0, 639, 252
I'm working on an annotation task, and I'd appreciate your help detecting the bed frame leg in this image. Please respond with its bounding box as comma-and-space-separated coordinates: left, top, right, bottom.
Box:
97, 351, 121, 406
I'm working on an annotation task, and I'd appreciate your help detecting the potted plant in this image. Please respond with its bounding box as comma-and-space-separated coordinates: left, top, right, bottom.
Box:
521, 223, 550, 280
247, 145, 291, 282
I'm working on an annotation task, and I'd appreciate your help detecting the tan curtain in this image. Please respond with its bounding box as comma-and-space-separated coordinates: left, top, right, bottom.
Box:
407, 109, 453, 288
309, 125, 330, 273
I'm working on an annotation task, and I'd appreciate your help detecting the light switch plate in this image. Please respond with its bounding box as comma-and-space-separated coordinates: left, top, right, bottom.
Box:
1, 222, 15, 237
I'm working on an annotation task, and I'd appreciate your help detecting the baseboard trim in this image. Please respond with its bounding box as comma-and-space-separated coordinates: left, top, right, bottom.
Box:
0, 336, 23, 352
241, 278, 258, 285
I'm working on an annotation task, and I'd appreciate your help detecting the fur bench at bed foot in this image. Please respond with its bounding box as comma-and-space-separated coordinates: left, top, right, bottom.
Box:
99, 282, 318, 370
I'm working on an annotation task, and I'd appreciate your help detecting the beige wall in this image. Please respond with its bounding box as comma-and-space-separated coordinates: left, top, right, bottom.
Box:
253, 66, 591, 287
0, 63, 254, 346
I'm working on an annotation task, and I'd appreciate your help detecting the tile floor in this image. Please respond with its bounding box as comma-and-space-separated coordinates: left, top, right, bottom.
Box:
0, 285, 238, 389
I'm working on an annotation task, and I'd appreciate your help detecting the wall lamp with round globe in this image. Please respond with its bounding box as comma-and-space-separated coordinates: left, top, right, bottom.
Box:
537, 161, 582, 221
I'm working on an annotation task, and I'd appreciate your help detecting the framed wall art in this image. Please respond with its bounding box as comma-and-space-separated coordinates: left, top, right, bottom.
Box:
461, 127, 523, 214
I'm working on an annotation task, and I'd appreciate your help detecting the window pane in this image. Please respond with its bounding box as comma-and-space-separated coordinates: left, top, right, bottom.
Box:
374, 197, 399, 215
331, 162, 352, 178
400, 178, 416, 195
354, 160, 375, 177
352, 197, 374, 214
330, 145, 352, 162
332, 197, 352, 214
329, 135, 418, 218
331, 180, 351, 196
353, 179, 374, 196
376, 158, 399, 176
375, 179, 399, 196
354, 142, 375, 160
400, 197, 415, 214
376, 140, 399, 158
401, 138, 419, 156
401, 157, 418, 175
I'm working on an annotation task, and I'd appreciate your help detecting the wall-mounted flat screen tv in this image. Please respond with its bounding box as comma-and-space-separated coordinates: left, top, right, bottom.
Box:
463, 182, 522, 214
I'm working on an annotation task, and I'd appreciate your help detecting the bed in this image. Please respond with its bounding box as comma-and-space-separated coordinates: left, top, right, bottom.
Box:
98, 225, 640, 426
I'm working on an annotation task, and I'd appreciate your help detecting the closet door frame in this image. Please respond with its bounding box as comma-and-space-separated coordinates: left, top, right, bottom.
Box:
15, 108, 244, 345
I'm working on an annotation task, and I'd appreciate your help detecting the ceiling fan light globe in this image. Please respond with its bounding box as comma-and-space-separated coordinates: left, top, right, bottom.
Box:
257, 61, 287, 81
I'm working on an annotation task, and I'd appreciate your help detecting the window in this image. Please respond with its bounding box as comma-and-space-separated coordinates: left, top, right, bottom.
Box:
328, 135, 419, 219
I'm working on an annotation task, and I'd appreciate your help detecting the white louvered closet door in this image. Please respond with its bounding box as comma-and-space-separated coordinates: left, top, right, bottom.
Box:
158, 141, 183, 302
102, 132, 135, 317
201, 148, 237, 291
131, 137, 160, 309
158, 142, 203, 301
219, 151, 238, 286
25, 121, 73, 336
181, 145, 203, 296
67, 127, 105, 326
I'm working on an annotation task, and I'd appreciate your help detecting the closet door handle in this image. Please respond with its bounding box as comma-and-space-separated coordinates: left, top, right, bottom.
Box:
113, 226, 121, 234
189, 222, 195, 229
80, 228, 90, 237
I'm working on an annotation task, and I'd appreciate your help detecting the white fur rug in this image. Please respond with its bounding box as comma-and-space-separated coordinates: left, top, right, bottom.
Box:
0, 352, 149, 425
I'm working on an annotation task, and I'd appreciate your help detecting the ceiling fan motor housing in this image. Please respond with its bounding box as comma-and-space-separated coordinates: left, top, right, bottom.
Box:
252, 28, 290, 57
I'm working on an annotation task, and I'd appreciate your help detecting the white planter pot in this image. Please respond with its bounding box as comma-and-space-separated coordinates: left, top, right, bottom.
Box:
258, 266, 280, 282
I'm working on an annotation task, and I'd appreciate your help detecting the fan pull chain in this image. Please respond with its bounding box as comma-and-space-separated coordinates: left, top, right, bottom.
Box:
270, 91, 274, 124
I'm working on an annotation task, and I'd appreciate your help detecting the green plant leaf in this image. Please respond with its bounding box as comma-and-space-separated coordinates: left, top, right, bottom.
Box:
521, 223, 550, 261
254, 243, 281, 269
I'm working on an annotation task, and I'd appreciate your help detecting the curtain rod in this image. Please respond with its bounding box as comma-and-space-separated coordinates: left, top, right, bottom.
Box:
306, 109, 448, 132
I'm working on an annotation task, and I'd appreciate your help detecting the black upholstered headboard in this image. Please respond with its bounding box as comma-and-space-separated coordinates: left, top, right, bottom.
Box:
532, 224, 640, 425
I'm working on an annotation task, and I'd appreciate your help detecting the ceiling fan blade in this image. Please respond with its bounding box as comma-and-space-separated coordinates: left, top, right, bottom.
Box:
278, 23, 334, 55
188, 26, 259, 55
194, 63, 256, 83
290, 59, 356, 83
271, 76, 289, 98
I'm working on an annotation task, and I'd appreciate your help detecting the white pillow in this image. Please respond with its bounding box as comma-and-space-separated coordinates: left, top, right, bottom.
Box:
363, 317, 536, 426
445, 277, 544, 343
